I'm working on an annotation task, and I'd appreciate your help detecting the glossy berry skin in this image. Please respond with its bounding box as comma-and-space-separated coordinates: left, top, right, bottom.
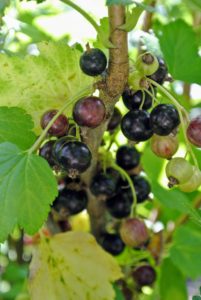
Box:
166, 157, 194, 186
120, 218, 149, 247
41, 110, 69, 137
148, 57, 168, 85
73, 96, 106, 128
151, 134, 179, 159
53, 138, 92, 173
132, 265, 156, 287
79, 48, 107, 76
90, 173, 117, 198
116, 145, 140, 170
107, 107, 122, 131
39, 140, 56, 167
150, 104, 180, 136
106, 188, 132, 219
122, 88, 153, 110
121, 110, 153, 142
187, 116, 201, 147
132, 175, 151, 203
53, 188, 88, 215
100, 233, 125, 256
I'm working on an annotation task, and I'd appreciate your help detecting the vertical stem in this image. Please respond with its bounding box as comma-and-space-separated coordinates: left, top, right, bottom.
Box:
82, 5, 129, 238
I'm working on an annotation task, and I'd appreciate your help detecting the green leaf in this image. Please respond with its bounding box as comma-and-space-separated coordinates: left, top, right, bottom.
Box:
29, 232, 123, 300
113, 284, 125, 300
97, 18, 115, 49
170, 225, 201, 279
0, 42, 93, 133
106, 0, 133, 5
156, 20, 201, 84
0, 107, 36, 150
119, 6, 144, 31
0, 142, 58, 242
183, 0, 201, 10
160, 258, 188, 300
193, 297, 201, 300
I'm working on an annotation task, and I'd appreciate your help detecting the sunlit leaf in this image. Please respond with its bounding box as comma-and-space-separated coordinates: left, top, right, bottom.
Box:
29, 231, 123, 300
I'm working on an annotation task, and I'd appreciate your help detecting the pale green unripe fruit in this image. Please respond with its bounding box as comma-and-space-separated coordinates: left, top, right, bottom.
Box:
166, 157, 194, 187
179, 167, 201, 192
128, 71, 148, 91
136, 53, 159, 76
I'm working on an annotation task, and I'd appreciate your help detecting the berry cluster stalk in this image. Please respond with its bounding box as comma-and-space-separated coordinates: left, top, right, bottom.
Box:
81, 5, 129, 238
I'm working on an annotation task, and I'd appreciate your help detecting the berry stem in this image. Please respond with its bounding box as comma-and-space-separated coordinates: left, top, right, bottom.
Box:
110, 162, 137, 216
28, 85, 93, 155
61, 0, 99, 32
139, 90, 145, 109
147, 78, 199, 168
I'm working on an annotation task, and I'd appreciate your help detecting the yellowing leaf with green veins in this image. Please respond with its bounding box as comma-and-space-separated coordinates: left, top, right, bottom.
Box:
0, 142, 58, 242
29, 231, 123, 300
0, 42, 93, 133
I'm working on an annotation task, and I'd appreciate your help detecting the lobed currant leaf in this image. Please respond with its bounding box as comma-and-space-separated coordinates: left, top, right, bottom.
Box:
0, 142, 58, 242
0, 107, 36, 150
0, 42, 93, 133
29, 231, 123, 300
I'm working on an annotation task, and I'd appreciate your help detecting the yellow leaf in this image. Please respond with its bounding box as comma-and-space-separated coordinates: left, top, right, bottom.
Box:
29, 231, 123, 300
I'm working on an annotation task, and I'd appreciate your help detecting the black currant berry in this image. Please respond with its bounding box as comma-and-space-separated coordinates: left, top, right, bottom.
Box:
131, 175, 151, 203
116, 145, 140, 170
122, 88, 154, 110
90, 172, 117, 198
100, 233, 125, 255
80, 48, 107, 76
53, 137, 92, 174
73, 96, 106, 128
41, 110, 69, 137
121, 110, 153, 142
148, 57, 168, 85
52, 189, 88, 215
150, 104, 180, 136
132, 265, 156, 287
107, 107, 122, 131
106, 188, 132, 219
39, 140, 56, 167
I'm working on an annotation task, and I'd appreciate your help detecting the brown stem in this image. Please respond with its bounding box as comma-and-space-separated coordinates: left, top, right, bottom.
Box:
141, 1, 156, 32
81, 5, 129, 238
165, 194, 201, 243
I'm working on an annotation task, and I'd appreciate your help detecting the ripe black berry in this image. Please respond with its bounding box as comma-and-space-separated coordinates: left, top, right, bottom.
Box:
121, 110, 153, 142
132, 265, 156, 287
90, 172, 117, 198
148, 57, 168, 85
131, 175, 151, 203
107, 107, 122, 131
106, 188, 132, 219
53, 138, 92, 174
41, 110, 69, 137
39, 140, 56, 167
122, 88, 154, 110
53, 189, 88, 215
80, 48, 107, 76
73, 96, 106, 128
100, 233, 125, 255
150, 104, 180, 136
116, 145, 140, 170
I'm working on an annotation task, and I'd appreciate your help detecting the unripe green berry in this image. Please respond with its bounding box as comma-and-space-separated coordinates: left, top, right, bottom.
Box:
128, 71, 148, 91
136, 53, 159, 76
166, 157, 194, 187
179, 166, 201, 192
